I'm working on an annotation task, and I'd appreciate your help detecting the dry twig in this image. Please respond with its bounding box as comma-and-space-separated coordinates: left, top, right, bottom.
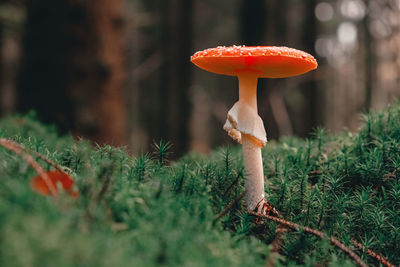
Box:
270, 224, 289, 252
249, 211, 368, 267
213, 191, 288, 255
383, 166, 400, 183
28, 149, 65, 172
375, 165, 400, 191
352, 239, 397, 267
0, 138, 58, 197
212, 190, 246, 225
222, 172, 243, 198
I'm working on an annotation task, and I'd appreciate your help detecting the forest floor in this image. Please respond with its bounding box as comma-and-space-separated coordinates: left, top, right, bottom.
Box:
1, 102, 400, 267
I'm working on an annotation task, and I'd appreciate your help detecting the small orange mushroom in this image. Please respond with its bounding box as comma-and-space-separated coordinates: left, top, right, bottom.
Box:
31, 170, 78, 197
191, 46, 317, 214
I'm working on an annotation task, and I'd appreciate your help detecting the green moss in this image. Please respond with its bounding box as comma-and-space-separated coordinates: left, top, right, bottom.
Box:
1, 101, 400, 266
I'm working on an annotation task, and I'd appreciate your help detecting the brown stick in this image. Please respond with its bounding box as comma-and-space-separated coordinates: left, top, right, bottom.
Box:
383, 166, 400, 183
214, 190, 288, 256
0, 138, 58, 197
352, 239, 397, 267
265, 223, 289, 267
212, 190, 246, 225
270, 224, 289, 252
27, 149, 65, 172
222, 172, 243, 198
375, 166, 400, 191
248, 211, 368, 267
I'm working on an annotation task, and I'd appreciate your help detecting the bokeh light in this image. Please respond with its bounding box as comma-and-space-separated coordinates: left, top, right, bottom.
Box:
315, 2, 334, 22
370, 19, 392, 39
337, 22, 358, 47
340, 0, 366, 21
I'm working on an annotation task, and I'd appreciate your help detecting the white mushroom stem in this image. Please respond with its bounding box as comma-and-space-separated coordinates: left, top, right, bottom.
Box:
238, 74, 265, 211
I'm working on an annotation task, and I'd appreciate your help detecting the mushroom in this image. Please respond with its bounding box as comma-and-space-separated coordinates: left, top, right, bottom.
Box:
191, 46, 317, 214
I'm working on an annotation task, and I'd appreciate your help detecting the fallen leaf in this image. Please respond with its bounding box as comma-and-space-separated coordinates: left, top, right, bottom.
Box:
31, 170, 78, 197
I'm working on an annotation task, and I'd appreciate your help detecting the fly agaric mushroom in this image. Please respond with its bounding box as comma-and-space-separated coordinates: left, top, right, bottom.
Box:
191, 46, 317, 214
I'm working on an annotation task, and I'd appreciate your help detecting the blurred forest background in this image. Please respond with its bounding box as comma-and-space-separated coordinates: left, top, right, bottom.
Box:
0, 0, 399, 157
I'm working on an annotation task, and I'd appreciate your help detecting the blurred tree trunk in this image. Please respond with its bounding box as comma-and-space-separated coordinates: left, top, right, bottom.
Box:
90, 0, 126, 146
0, 1, 4, 117
143, 0, 193, 157
157, 0, 170, 145
300, 0, 321, 136
0, 0, 19, 117
167, 0, 193, 155
239, 0, 282, 140
239, 0, 265, 45
266, 0, 293, 137
18, 0, 126, 146
362, 14, 373, 111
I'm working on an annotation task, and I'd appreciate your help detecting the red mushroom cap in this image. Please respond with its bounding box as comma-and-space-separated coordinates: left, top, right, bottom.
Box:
191, 46, 317, 78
